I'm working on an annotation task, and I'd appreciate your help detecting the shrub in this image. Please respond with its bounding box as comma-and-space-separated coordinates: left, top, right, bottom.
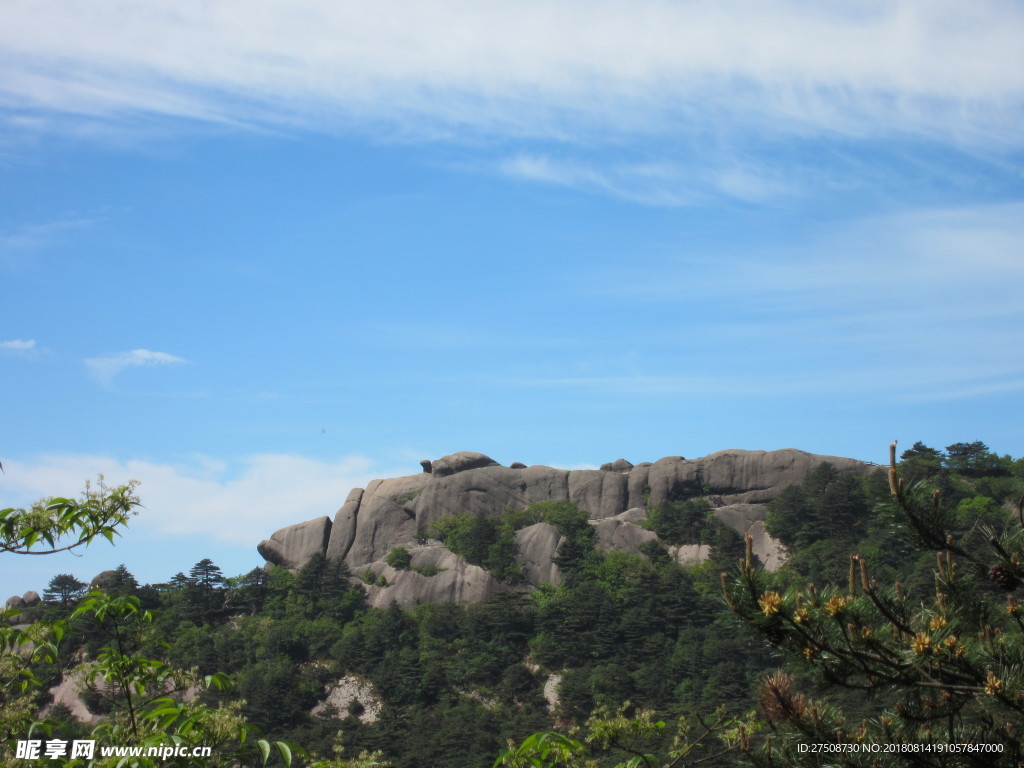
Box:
385, 546, 412, 570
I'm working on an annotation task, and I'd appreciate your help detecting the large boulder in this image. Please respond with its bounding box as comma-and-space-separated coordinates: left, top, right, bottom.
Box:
430, 451, 500, 478
600, 458, 635, 472
90, 570, 119, 589
699, 449, 867, 504
360, 544, 498, 608
325, 488, 364, 562
342, 474, 426, 567
257, 516, 332, 570
409, 464, 569, 538
515, 523, 563, 587
710, 503, 786, 569
593, 517, 658, 555
567, 470, 630, 519
670, 543, 712, 566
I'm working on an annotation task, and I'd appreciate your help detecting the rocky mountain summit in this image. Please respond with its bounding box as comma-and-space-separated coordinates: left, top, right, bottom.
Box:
259, 449, 871, 608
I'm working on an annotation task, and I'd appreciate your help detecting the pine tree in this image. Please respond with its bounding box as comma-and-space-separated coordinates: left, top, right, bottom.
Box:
723, 441, 1024, 766
296, 551, 329, 594
109, 563, 140, 595
900, 441, 944, 483
225, 567, 268, 616
184, 558, 226, 623
188, 558, 225, 589
42, 573, 87, 606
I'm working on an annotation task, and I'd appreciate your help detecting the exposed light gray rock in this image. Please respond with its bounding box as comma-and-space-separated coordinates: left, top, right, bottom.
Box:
710, 503, 786, 569
5, 595, 25, 610
429, 451, 500, 478
713, 503, 768, 533
543, 673, 562, 712
699, 449, 867, 505
626, 463, 654, 510
460, 689, 499, 710
747, 520, 786, 571
259, 449, 871, 603
568, 470, 628, 519
360, 544, 497, 608
90, 570, 118, 589
257, 516, 332, 570
509, 462, 527, 469
615, 508, 648, 523
408, 464, 569, 538
313, 675, 382, 724
600, 458, 635, 472
515, 523, 563, 587
325, 488, 364, 562
43, 666, 102, 725
670, 544, 711, 566
22, 591, 40, 607
343, 474, 426, 567
593, 519, 658, 555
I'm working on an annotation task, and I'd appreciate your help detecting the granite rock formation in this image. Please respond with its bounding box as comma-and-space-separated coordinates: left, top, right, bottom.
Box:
259, 449, 871, 607
90, 571, 119, 590
5, 590, 40, 610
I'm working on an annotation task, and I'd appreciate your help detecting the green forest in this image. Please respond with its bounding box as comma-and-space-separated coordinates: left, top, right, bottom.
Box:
3, 440, 1024, 767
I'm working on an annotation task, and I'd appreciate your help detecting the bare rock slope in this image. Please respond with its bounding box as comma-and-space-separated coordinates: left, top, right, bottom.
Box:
258, 449, 871, 607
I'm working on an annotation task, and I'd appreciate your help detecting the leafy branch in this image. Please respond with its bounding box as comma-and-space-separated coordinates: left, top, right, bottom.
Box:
0, 477, 140, 556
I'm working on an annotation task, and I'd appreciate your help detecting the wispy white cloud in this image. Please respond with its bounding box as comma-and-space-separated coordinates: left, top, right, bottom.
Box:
0, 215, 100, 260
597, 201, 1024, 304
0, 338, 49, 359
0, 338, 35, 352
0, 452, 400, 546
0, 0, 1021, 148
0, 452, 412, 592
498, 152, 804, 206
369, 321, 582, 350
494, 361, 1024, 402
499, 154, 701, 206
551, 201, 1024, 401
85, 349, 189, 384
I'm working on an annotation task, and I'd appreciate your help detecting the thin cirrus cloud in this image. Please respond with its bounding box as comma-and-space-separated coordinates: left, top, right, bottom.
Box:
0, 338, 36, 352
0, 215, 100, 258
0, 1, 1021, 147
498, 154, 700, 207
497, 153, 799, 206
84, 349, 189, 384
593, 202, 1024, 312
554, 201, 1024, 401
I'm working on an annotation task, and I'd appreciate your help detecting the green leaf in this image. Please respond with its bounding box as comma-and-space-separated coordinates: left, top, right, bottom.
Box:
257, 739, 272, 766
275, 741, 293, 767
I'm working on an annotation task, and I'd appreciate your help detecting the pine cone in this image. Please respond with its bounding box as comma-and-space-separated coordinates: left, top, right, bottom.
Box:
988, 564, 1020, 591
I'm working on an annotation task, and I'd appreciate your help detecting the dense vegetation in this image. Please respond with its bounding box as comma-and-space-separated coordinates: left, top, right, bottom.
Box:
4, 440, 1023, 767
502, 441, 1024, 767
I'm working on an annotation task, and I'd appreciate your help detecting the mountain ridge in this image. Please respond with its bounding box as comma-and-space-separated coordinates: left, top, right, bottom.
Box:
258, 448, 872, 607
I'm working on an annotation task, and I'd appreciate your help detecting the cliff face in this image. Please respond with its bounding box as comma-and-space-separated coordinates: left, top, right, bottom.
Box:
258, 449, 872, 608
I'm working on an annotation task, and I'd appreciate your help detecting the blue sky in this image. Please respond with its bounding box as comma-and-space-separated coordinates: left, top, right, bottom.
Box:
2, 0, 1023, 597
